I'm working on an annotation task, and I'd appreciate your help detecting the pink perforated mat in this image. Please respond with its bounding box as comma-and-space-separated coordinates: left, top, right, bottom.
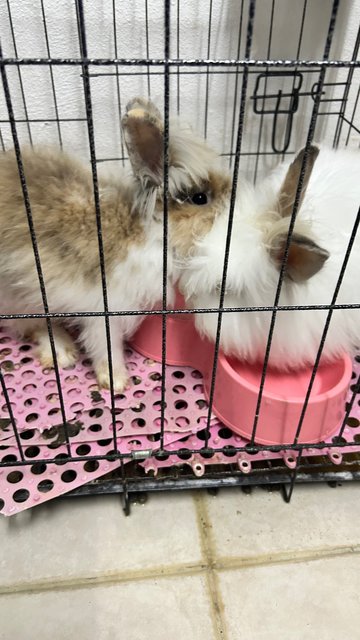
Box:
0, 325, 359, 516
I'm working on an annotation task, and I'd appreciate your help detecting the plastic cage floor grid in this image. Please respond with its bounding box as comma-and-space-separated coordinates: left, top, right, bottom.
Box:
0, 325, 359, 515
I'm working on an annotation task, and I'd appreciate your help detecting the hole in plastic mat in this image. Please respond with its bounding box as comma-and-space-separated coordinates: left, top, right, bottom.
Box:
7, 471, 23, 483
177, 448, 192, 460
76, 444, 91, 456
245, 444, 260, 455
223, 446, 237, 458
172, 371, 185, 379
24, 398, 38, 407
2, 454, 18, 463
173, 385, 186, 394
26, 413, 39, 423
37, 479, 54, 493
197, 429, 210, 441
61, 469, 77, 483
332, 436, 347, 444
149, 372, 162, 381
0, 499, 4, 511
175, 400, 188, 410
84, 460, 99, 472
89, 423, 102, 433
219, 427, 233, 439
31, 462, 47, 475
131, 418, 146, 428
13, 489, 30, 503
20, 429, 36, 440
131, 376, 142, 385
201, 450, 215, 459
175, 417, 190, 428
155, 451, 169, 461
153, 417, 168, 428
25, 446, 40, 458
19, 345, 32, 352
54, 454, 69, 465
0, 348, 12, 357
346, 417, 360, 428
98, 438, 112, 447
131, 402, 145, 413
89, 409, 103, 419
133, 389, 145, 398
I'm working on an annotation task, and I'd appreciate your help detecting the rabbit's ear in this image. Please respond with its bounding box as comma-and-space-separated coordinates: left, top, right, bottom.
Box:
268, 231, 329, 282
122, 98, 164, 187
278, 145, 319, 218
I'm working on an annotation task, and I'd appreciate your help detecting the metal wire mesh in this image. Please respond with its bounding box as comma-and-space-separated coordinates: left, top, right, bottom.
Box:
0, 0, 359, 512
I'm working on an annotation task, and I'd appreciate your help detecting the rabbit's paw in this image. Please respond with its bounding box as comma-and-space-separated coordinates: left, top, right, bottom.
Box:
95, 362, 130, 393
34, 328, 78, 370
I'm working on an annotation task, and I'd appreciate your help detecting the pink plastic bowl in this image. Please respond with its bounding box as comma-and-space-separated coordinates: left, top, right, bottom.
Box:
130, 294, 352, 445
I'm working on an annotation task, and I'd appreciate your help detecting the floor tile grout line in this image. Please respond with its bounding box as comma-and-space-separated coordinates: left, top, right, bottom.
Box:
215, 544, 360, 571
1, 543, 360, 597
0, 561, 208, 596
193, 491, 228, 640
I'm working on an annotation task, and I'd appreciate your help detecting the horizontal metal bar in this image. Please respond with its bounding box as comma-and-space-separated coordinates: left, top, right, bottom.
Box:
0, 118, 87, 123
1, 58, 360, 68
0, 302, 359, 320
65, 470, 360, 497
1, 437, 360, 470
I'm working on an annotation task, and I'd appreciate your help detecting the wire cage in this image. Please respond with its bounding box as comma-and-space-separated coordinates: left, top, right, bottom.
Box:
0, 0, 359, 515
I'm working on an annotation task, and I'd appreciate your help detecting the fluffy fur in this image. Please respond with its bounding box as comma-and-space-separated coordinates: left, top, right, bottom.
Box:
0, 98, 220, 390
3, 97, 358, 383
178, 146, 360, 369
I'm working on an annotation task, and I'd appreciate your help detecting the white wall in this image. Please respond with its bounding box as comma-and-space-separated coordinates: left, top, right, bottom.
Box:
0, 0, 359, 181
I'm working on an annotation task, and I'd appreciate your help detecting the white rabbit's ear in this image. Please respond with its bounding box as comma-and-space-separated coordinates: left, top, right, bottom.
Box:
268, 231, 329, 282
122, 98, 164, 187
278, 145, 319, 218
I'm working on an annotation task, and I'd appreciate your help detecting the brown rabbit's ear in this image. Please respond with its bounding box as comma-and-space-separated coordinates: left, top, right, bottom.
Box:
268, 231, 329, 282
122, 98, 164, 186
278, 145, 319, 218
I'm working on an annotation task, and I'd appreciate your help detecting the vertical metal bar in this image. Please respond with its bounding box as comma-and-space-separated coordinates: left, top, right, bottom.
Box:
292, 205, 360, 444
144, 0, 151, 98
280, 0, 308, 162
176, 0, 180, 114
344, 82, 360, 147
282, 448, 302, 503
339, 373, 360, 439
0, 128, 5, 151
203, 0, 213, 139
75, 0, 117, 450
0, 44, 71, 457
0, 366, 25, 461
112, 0, 126, 167
253, 0, 275, 183
229, 0, 244, 170
204, 0, 256, 445
333, 25, 360, 148
250, 0, 340, 445
5, 0, 33, 145
160, 0, 171, 450
40, 0, 63, 148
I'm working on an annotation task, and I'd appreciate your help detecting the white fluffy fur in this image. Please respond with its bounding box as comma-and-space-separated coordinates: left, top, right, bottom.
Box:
179, 146, 360, 369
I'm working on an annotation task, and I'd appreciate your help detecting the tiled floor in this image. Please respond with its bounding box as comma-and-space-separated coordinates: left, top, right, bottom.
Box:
0, 484, 359, 639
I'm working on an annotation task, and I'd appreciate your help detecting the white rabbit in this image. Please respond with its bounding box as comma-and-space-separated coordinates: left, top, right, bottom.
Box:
0, 97, 220, 390
178, 145, 360, 369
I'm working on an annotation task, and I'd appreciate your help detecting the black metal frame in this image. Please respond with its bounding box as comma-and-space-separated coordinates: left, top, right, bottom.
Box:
1, 0, 360, 514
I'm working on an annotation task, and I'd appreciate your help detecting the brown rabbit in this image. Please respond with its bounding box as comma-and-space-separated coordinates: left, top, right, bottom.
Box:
0, 98, 227, 390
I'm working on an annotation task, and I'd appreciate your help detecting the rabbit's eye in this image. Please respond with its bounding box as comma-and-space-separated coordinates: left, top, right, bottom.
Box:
191, 192, 208, 206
